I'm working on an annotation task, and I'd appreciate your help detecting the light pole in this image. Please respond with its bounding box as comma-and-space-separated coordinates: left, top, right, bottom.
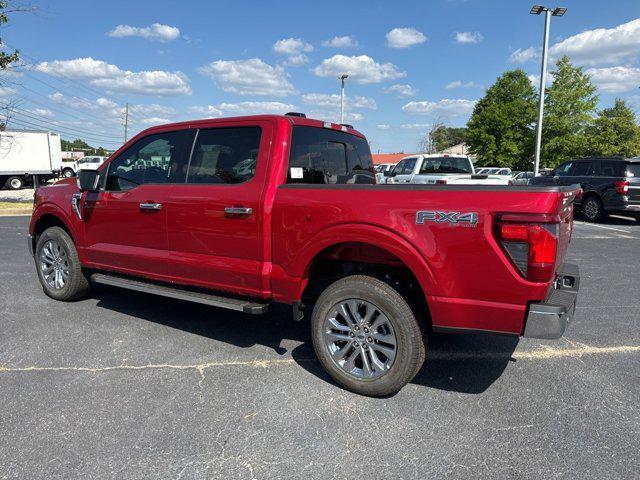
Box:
530, 5, 566, 176
339, 74, 348, 124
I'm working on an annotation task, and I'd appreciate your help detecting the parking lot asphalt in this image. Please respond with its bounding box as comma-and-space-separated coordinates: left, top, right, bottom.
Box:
0, 214, 638, 479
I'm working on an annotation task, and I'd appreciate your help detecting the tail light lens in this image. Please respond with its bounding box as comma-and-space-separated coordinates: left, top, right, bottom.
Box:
614, 180, 629, 194
494, 214, 560, 283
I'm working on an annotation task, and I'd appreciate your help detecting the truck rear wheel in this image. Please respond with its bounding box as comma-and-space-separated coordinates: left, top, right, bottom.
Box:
311, 275, 426, 397
35, 226, 90, 301
5, 176, 24, 190
62, 168, 75, 178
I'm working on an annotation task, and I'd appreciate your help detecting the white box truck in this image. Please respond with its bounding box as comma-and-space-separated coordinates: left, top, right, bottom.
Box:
0, 130, 62, 190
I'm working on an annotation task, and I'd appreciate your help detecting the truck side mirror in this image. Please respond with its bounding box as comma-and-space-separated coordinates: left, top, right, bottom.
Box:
77, 169, 100, 192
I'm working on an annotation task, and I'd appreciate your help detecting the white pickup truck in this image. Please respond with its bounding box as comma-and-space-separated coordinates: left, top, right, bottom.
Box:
383, 154, 510, 185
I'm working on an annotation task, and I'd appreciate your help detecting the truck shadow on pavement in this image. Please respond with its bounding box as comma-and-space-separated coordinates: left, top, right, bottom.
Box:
93, 285, 517, 395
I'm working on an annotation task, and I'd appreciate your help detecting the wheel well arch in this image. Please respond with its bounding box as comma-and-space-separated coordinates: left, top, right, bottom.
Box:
580, 191, 602, 204
32, 214, 74, 249
300, 241, 431, 327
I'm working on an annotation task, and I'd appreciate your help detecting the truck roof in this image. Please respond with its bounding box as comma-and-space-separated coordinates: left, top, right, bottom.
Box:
135, 114, 366, 140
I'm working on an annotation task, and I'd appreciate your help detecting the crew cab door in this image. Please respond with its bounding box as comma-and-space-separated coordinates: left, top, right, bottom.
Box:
164, 121, 273, 297
81, 129, 194, 279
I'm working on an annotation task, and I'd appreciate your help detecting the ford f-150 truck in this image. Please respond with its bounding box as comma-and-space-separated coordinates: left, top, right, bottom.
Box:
28, 114, 581, 396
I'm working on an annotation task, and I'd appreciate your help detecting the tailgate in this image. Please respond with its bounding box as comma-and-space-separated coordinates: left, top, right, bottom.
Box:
554, 188, 580, 277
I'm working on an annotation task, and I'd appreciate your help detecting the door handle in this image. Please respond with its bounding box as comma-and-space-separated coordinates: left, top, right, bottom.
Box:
224, 206, 253, 216
140, 203, 162, 211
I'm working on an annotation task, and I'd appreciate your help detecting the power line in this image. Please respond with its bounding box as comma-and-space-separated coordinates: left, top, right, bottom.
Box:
7, 117, 123, 146
9, 96, 124, 136
5, 42, 131, 108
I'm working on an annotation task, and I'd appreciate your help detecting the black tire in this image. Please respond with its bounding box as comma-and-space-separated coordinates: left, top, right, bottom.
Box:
311, 275, 426, 397
581, 196, 605, 222
5, 176, 24, 190
35, 226, 90, 301
62, 168, 75, 179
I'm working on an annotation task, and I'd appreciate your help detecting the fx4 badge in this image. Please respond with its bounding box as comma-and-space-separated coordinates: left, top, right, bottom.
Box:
416, 211, 478, 227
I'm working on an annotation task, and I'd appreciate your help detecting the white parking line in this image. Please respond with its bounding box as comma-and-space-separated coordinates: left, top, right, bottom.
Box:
573, 221, 633, 234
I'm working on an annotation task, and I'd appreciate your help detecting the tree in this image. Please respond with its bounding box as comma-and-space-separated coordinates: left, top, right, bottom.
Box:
586, 99, 640, 158
466, 69, 537, 169
429, 126, 467, 152
0, 2, 19, 70
417, 119, 444, 153
541, 56, 598, 167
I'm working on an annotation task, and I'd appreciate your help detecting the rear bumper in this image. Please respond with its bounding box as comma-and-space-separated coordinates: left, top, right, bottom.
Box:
523, 263, 580, 339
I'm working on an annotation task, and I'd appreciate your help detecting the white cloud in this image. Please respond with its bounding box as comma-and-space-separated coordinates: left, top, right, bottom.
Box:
377, 124, 391, 130
586, 66, 640, 93
306, 110, 363, 123
549, 18, 640, 66
273, 38, 313, 55
322, 35, 358, 48
140, 116, 171, 125
34, 57, 191, 96
199, 58, 296, 96
383, 84, 418, 97
0, 86, 16, 96
400, 123, 431, 129
313, 55, 406, 84
189, 101, 297, 117
402, 99, 477, 118
282, 54, 309, 67
445, 80, 480, 89
455, 31, 483, 44
386, 27, 427, 48
301, 93, 377, 109
509, 47, 539, 63
47, 92, 176, 126
28, 108, 53, 117
107, 23, 180, 42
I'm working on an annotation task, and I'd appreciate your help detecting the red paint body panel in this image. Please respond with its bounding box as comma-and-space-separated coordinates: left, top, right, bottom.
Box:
30, 115, 579, 336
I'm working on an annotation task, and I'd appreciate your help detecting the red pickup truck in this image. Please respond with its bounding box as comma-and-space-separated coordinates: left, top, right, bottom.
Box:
28, 114, 580, 396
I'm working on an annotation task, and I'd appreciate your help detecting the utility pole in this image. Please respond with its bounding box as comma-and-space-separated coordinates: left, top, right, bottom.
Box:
123, 102, 129, 143
339, 74, 348, 124
530, 5, 566, 175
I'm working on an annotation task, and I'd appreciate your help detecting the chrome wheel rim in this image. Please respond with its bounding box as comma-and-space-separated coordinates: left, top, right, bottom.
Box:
9, 178, 21, 189
39, 240, 69, 290
63, 170, 72, 178
323, 299, 397, 379
584, 200, 597, 219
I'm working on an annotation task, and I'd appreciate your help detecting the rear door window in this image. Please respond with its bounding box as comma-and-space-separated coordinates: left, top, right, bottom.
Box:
571, 161, 594, 176
402, 157, 417, 174
288, 126, 375, 184
187, 127, 262, 184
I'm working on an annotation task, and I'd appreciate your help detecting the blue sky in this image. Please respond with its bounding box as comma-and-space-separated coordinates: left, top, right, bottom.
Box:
2, 0, 640, 152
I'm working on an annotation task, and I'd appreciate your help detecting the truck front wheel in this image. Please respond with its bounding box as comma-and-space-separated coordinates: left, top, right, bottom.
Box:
311, 275, 426, 397
35, 226, 90, 301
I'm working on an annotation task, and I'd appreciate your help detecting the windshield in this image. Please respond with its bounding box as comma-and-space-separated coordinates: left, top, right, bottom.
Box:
419, 157, 472, 174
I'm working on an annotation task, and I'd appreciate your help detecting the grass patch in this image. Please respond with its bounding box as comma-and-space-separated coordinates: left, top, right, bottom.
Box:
0, 201, 33, 211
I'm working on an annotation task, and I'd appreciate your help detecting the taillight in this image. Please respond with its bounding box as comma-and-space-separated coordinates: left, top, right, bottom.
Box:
614, 180, 629, 194
494, 214, 559, 283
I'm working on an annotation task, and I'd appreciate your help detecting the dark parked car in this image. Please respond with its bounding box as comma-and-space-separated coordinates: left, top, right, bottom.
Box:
529, 157, 640, 222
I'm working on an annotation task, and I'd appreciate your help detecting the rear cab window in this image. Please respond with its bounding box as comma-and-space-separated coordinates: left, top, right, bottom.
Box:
419, 156, 472, 174
287, 126, 375, 184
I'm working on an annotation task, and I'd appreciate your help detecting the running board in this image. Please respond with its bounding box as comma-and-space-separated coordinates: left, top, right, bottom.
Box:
91, 273, 268, 314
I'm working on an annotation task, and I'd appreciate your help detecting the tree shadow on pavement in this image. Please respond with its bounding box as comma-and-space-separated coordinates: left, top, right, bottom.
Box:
93, 285, 518, 396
